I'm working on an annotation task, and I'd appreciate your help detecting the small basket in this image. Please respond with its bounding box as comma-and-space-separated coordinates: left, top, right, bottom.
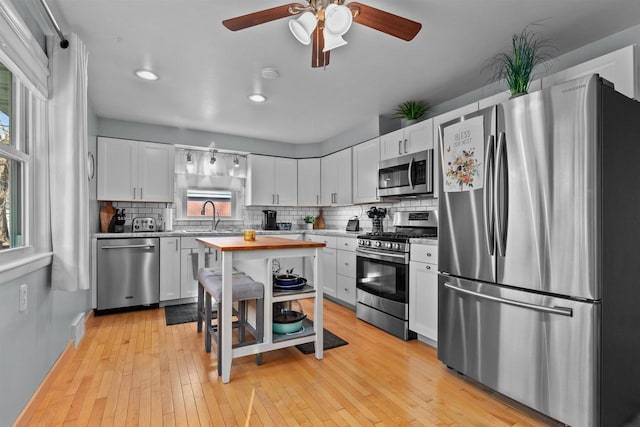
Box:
276, 222, 292, 230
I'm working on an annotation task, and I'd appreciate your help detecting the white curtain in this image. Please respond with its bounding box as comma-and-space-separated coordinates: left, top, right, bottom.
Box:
47, 34, 90, 291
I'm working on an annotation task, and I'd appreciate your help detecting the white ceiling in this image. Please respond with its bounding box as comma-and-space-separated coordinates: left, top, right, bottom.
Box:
45, 0, 640, 144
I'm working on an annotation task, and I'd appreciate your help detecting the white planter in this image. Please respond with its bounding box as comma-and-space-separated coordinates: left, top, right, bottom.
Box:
305, 223, 313, 230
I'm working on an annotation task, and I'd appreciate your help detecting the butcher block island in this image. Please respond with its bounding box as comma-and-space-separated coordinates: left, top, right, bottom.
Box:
196, 235, 325, 383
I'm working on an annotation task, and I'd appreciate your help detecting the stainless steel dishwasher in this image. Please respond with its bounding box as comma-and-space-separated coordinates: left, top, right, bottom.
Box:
97, 237, 160, 310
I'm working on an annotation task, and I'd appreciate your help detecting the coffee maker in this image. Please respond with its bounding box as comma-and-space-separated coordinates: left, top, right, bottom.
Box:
262, 210, 277, 230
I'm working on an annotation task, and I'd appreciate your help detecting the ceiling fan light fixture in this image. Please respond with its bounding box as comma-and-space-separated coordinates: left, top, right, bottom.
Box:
322, 28, 348, 52
248, 93, 267, 103
233, 155, 240, 167
324, 4, 352, 37
289, 11, 317, 45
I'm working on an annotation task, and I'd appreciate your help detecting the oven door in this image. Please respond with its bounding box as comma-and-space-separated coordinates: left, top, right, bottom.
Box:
378, 150, 433, 197
356, 248, 409, 303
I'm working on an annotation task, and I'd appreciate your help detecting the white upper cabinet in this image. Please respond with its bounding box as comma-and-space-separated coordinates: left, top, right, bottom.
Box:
352, 137, 380, 204
297, 158, 321, 206
246, 154, 297, 206
380, 119, 433, 161
431, 102, 479, 199
541, 45, 637, 100
97, 137, 175, 202
321, 148, 352, 205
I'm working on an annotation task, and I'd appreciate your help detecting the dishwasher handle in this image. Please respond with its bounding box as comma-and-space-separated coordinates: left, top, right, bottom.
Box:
101, 244, 156, 250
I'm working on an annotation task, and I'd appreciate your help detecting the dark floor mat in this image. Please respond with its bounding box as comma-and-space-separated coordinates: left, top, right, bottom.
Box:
165, 303, 212, 326
295, 328, 348, 354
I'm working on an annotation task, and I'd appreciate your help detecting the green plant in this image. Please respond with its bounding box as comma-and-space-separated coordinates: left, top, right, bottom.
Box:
304, 215, 315, 223
393, 100, 431, 121
488, 26, 554, 95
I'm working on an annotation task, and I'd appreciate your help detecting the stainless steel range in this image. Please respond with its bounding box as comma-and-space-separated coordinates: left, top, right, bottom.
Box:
356, 210, 437, 340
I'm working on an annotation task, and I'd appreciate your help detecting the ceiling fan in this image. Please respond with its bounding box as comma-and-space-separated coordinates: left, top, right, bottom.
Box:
222, 0, 422, 68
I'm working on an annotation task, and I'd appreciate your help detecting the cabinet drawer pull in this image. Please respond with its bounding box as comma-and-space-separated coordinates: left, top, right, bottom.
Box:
426, 265, 431, 270
426, 252, 432, 257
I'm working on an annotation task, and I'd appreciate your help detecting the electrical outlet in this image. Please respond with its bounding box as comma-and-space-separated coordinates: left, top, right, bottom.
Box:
19, 284, 27, 312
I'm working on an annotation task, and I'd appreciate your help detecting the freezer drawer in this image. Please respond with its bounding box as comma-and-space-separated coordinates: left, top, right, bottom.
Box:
97, 238, 160, 310
438, 275, 599, 427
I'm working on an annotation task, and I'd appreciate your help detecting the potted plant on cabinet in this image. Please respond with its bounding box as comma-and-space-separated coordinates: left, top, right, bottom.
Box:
304, 215, 315, 230
393, 100, 432, 127
487, 26, 554, 97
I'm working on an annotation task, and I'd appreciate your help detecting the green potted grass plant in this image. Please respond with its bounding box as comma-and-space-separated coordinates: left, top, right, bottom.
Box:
487, 26, 554, 97
393, 100, 432, 127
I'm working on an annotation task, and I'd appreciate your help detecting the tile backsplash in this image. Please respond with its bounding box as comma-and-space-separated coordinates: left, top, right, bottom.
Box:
107, 197, 438, 232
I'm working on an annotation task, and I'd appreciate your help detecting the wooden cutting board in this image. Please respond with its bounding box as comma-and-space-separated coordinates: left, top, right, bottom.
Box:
314, 209, 325, 229
99, 201, 115, 233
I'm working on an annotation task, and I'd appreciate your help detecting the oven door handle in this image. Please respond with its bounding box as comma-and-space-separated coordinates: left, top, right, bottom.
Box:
357, 248, 408, 264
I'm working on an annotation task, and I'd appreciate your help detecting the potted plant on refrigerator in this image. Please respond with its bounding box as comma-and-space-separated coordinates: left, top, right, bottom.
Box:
393, 100, 432, 127
487, 26, 555, 97
304, 215, 315, 230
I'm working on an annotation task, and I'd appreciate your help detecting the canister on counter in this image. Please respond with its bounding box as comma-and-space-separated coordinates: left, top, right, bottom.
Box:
243, 230, 256, 241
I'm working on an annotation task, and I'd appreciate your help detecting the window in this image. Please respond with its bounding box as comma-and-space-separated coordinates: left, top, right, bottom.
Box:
0, 61, 27, 251
186, 189, 233, 218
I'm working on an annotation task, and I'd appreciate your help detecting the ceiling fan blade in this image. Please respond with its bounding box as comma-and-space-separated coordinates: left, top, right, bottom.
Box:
222, 3, 304, 31
349, 2, 422, 41
311, 27, 330, 68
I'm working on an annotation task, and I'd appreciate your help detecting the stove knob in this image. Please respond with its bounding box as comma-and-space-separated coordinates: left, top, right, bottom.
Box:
367, 241, 372, 246
385, 242, 392, 249
374, 241, 381, 247
393, 243, 400, 250
358, 240, 363, 245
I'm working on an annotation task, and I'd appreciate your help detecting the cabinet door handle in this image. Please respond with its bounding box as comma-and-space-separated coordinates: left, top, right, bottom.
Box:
398, 140, 402, 155
404, 139, 408, 153
133, 187, 136, 199
175, 240, 178, 251
140, 187, 143, 199
277, 194, 280, 204
426, 265, 431, 270
316, 195, 319, 205
426, 252, 432, 257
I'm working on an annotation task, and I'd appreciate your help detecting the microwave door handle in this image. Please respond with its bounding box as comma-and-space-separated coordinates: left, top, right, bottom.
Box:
494, 131, 508, 257
483, 134, 495, 256
408, 157, 415, 188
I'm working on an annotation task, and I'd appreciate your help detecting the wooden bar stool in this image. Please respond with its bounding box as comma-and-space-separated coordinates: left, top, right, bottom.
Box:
196, 269, 264, 374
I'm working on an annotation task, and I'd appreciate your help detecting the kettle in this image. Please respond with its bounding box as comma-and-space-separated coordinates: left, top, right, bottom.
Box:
262, 210, 277, 230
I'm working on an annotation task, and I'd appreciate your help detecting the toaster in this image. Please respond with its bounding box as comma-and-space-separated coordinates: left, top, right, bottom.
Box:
132, 217, 156, 232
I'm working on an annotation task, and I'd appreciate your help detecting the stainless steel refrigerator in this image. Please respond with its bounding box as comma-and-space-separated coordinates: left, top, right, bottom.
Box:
437, 74, 640, 427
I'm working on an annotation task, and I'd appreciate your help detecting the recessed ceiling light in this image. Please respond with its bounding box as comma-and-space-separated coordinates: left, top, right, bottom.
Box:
248, 93, 267, 103
135, 69, 159, 81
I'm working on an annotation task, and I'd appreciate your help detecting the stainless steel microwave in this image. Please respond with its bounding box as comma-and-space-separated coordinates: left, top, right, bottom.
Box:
378, 150, 433, 197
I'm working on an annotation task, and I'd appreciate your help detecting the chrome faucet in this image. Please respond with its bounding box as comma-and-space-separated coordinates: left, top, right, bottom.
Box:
201, 200, 220, 231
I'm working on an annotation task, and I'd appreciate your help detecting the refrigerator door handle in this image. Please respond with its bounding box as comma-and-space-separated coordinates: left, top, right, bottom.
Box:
483, 134, 495, 256
494, 131, 508, 256
444, 283, 573, 317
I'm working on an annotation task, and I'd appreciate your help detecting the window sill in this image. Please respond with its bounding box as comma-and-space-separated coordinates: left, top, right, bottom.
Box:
0, 252, 53, 284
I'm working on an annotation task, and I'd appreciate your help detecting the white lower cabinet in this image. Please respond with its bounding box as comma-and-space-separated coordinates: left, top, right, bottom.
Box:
336, 237, 357, 306
409, 243, 438, 343
160, 237, 181, 301
304, 234, 337, 297
180, 237, 219, 299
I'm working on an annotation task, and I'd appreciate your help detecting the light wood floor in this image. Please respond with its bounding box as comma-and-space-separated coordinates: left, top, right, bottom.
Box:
19, 299, 558, 426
